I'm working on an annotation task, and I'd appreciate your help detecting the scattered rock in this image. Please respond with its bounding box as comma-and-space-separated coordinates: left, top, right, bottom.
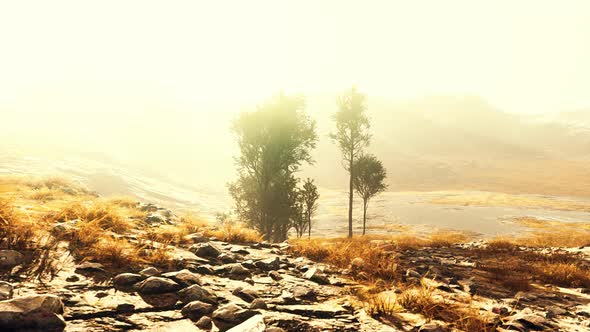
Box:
268, 271, 282, 281
191, 242, 222, 259
303, 267, 330, 284
137, 277, 182, 294
226, 314, 265, 332
0, 250, 24, 269
419, 322, 446, 332
195, 316, 213, 330
232, 287, 259, 303
178, 284, 217, 305
250, 298, 267, 310
255, 257, 280, 271
139, 266, 161, 277
0, 294, 66, 331
0, 281, 13, 301
162, 269, 201, 287
184, 232, 208, 243
228, 263, 252, 280
212, 303, 259, 331
113, 273, 145, 291
181, 300, 214, 320
75, 261, 106, 273
116, 303, 136, 313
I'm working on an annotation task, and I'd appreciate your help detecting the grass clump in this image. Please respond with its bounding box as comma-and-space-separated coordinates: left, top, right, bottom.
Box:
0, 198, 39, 250
204, 222, 262, 244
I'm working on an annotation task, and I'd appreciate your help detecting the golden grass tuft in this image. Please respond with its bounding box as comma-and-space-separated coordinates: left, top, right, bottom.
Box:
50, 200, 132, 233
289, 237, 398, 282
204, 222, 262, 244
106, 196, 139, 208
0, 197, 40, 249
142, 214, 209, 244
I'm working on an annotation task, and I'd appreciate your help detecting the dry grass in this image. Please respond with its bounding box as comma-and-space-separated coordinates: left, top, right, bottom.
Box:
204, 222, 262, 244
142, 215, 208, 244
49, 200, 133, 233
289, 237, 399, 282
107, 196, 139, 208
0, 197, 40, 250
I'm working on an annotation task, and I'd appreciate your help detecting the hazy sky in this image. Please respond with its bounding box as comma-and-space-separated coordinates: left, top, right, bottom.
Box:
1, 0, 589, 115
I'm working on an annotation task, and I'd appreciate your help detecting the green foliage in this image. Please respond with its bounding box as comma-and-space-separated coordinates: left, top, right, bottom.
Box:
330, 86, 371, 238
292, 178, 320, 239
229, 94, 317, 242
353, 154, 387, 235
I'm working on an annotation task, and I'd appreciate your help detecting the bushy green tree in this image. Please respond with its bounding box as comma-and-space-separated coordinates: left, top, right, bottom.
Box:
330, 87, 370, 238
353, 154, 387, 235
229, 94, 317, 242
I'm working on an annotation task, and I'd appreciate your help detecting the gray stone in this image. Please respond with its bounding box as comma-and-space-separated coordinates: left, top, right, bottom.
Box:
178, 284, 217, 305
232, 287, 259, 303
191, 242, 222, 259
0, 294, 65, 331
418, 322, 446, 332
226, 314, 265, 332
137, 277, 182, 294
0, 281, 13, 301
162, 269, 201, 287
268, 271, 282, 281
303, 267, 329, 284
0, 249, 25, 268
113, 273, 145, 291
255, 257, 280, 271
195, 316, 213, 330
139, 266, 161, 277
250, 298, 267, 310
75, 261, 106, 273
181, 300, 214, 320
184, 232, 208, 243
212, 303, 259, 331
228, 264, 252, 280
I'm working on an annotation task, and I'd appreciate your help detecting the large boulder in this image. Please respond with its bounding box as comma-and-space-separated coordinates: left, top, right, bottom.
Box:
0, 294, 65, 331
212, 303, 259, 331
0, 250, 24, 269
227, 264, 252, 280
177, 284, 217, 305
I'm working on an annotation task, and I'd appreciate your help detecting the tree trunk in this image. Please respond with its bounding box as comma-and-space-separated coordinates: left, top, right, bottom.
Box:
308, 213, 311, 239
362, 198, 367, 235
348, 150, 354, 238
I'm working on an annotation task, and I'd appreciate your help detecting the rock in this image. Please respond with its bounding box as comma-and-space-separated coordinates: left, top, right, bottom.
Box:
212, 303, 259, 331
194, 264, 215, 275
268, 271, 282, 281
162, 269, 201, 287
116, 303, 136, 313
228, 264, 252, 280
65, 275, 80, 282
184, 232, 208, 243
0, 250, 24, 269
219, 253, 237, 263
0, 294, 65, 331
291, 285, 316, 301
140, 266, 161, 277
74, 261, 106, 273
250, 298, 267, 310
405, 269, 421, 279
137, 277, 182, 294
113, 273, 145, 291
195, 316, 213, 330
181, 300, 214, 320
505, 313, 554, 330
230, 247, 250, 255
546, 305, 566, 318
232, 287, 259, 303
178, 284, 217, 305
419, 322, 446, 332
139, 203, 159, 212
149, 319, 200, 332
226, 314, 265, 332
190, 242, 222, 259
144, 212, 167, 225
265, 328, 286, 332
255, 257, 280, 271
350, 257, 365, 270
0, 282, 13, 301
303, 267, 329, 284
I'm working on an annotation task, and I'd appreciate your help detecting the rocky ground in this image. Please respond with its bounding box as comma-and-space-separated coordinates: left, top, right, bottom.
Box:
1, 179, 590, 331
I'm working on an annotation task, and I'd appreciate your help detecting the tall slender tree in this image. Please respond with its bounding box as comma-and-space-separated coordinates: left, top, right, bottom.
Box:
229, 94, 317, 242
300, 178, 319, 238
330, 87, 370, 238
353, 154, 387, 235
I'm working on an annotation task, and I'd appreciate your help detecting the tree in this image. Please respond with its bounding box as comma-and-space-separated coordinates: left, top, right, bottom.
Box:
291, 190, 307, 239
300, 178, 319, 238
229, 94, 317, 242
353, 154, 387, 235
329, 87, 370, 238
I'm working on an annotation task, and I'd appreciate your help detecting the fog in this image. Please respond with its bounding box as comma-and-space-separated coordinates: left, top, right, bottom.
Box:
2, 1, 590, 195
